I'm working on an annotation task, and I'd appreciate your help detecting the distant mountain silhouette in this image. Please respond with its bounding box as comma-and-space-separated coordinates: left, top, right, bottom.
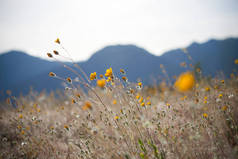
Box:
1, 38, 238, 99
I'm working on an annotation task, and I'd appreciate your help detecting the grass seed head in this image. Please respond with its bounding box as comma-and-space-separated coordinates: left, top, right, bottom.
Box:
55, 38, 60, 44
66, 77, 72, 83
47, 53, 53, 58
82, 101, 92, 110
53, 50, 59, 55
49, 72, 56, 77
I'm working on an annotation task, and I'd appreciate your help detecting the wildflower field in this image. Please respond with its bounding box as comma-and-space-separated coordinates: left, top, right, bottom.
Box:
1, 39, 238, 159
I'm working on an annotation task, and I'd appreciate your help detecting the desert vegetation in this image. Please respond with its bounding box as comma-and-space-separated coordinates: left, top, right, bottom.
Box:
1, 39, 238, 159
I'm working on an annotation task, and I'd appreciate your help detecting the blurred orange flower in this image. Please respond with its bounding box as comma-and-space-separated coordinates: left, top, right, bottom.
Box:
97, 79, 106, 88
174, 72, 195, 92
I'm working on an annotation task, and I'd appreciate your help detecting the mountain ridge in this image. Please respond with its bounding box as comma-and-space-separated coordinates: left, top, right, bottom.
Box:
1, 37, 238, 99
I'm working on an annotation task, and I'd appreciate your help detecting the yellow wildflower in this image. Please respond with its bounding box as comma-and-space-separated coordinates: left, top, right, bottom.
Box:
90, 72, 97, 80
203, 113, 208, 118
146, 101, 151, 106
122, 76, 127, 81
99, 74, 104, 78
64, 125, 69, 130
166, 103, 170, 108
105, 67, 113, 77
138, 82, 142, 87
72, 98, 76, 104
222, 105, 227, 111
107, 76, 112, 82
174, 72, 195, 92
112, 100, 117, 105
139, 97, 143, 103
205, 87, 210, 91
218, 94, 223, 98
141, 102, 145, 107
114, 116, 119, 120
19, 114, 23, 119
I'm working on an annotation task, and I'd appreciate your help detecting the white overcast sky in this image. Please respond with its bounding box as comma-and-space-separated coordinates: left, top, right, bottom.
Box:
1, 0, 238, 61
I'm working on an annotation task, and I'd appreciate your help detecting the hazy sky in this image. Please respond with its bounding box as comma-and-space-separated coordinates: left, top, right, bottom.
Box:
1, 0, 238, 61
